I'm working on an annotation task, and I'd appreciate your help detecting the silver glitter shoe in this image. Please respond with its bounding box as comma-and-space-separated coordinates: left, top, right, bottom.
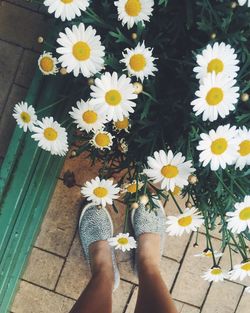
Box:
79, 203, 120, 291
131, 198, 166, 274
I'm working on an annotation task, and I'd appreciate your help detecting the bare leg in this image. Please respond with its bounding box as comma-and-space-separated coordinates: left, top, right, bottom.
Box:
69, 240, 114, 313
134, 234, 178, 313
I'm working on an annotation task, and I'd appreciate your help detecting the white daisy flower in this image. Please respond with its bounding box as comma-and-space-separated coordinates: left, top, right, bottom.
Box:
229, 261, 250, 281
191, 73, 239, 122
69, 99, 107, 133
194, 249, 223, 259
193, 42, 240, 81
113, 117, 130, 133
38, 51, 58, 75
108, 233, 137, 252
31, 117, 69, 156
235, 127, 250, 170
13, 101, 37, 132
56, 23, 105, 77
226, 196, 250, 234
144, 150, 195, 192
238, 0, 250, 7
166, 207, 204, 236
202, 267, 228, 282
121, 180, 144, 194
114, 0, 154, 29
81, 176, 120, 207
197, 124, 238, 171
90, 72, 137, 122
90, 130, 114, 151
245, 286, 250, 293
44, 0, 90, 22
120, 42, 157, 82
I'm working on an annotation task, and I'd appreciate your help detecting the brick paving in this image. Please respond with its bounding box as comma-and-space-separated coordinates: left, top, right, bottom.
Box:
0, 1, 249, 312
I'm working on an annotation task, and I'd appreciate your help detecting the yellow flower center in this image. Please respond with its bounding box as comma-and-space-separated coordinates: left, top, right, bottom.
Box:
172, 186, 181, 196
178, 216, 192, 227
206, 87, 224, 106
129, 54, 146, 72
127, 183, 137, 193
114, 118, 129, 130
238, 140, 250, 157
118, 237, 129, 245
40, 56, 54, 72
204, 251, 212, 257
44, 127, 58, 141
82, 110, 98, 124
211, 268, 222, 275
61, 0, 73, 3
93, 187, 108, 198
105, 90, 122, 106
20, 112, 31, 123
211, 138, 228, 155
125, 0, 142, 16
239, 207, 250, 221
72, 41, 91, 61
161, 165, 179, 178
241, 263, 250, 271
207, 58, 224, 74
95, 133, 111, 147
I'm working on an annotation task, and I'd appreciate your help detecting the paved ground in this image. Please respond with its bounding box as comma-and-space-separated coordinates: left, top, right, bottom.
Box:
0, 1, 249, 312
10, 151, 249, 313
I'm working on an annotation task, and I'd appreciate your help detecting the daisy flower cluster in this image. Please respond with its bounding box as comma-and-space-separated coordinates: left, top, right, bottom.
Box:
13, 102, 68, 156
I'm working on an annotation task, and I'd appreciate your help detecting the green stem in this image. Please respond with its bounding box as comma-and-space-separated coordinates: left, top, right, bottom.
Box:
229, 232, 248, 261
169, 191, 183, 214
123, 206, 129, 233
214, 171, 237, 201
228, 244, 233, 270
225, 171, 247, 196
37, 98, 67, 114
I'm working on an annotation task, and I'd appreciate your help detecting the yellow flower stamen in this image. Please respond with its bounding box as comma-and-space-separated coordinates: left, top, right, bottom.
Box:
207, 58, 224, 75
118, 237, 129, 245
40, 57, 54, 72
239, 140, 250, 156
20, 112, 31, 123
72, 41, 91, 61
241, 263, 250, 271
114, 117, 129, 130
206, 87, 224, 106
211, 138, 228, 155
95, 133, 111, 147
129, 54, 146, 72
178, 216, 192, 227
105, 90, 122, 106
93, 187, 108, 198
161, 165, 179, 178
82, 110, 98, 124
125, 0, 142, 16
239, 207, 250, 221
61, 0, 73, 3
211, 268, 222, 275
44, 127, 58, 141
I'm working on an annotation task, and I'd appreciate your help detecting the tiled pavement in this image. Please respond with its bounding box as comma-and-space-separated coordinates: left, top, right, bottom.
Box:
1, 1, 249, 312
10, 151, 250, 313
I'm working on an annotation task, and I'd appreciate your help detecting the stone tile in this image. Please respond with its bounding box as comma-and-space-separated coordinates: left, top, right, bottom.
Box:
172, 233, 221, 307
22, 247, 64, 290
163, 194, 192, 262
235, 290, 250, 313
56, 235, 90, 299
124, 286, 138, 313
0, 84, 27, 157
11, 281, 75, 313
202, 280, 243, 313
35, 180, 82, 257
15, 49, 39, 88
161, 257, 180, 289
113, 280, 134, 313
181, 304, 200, 313
0, 1, 49, 50
0, 41, 22, 115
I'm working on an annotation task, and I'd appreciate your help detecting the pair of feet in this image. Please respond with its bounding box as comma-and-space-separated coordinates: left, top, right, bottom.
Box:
79, 201, 166, 290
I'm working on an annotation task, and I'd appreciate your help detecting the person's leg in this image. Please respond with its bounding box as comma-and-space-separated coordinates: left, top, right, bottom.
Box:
134, 233, 178, 313
69, 241, 113, 313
